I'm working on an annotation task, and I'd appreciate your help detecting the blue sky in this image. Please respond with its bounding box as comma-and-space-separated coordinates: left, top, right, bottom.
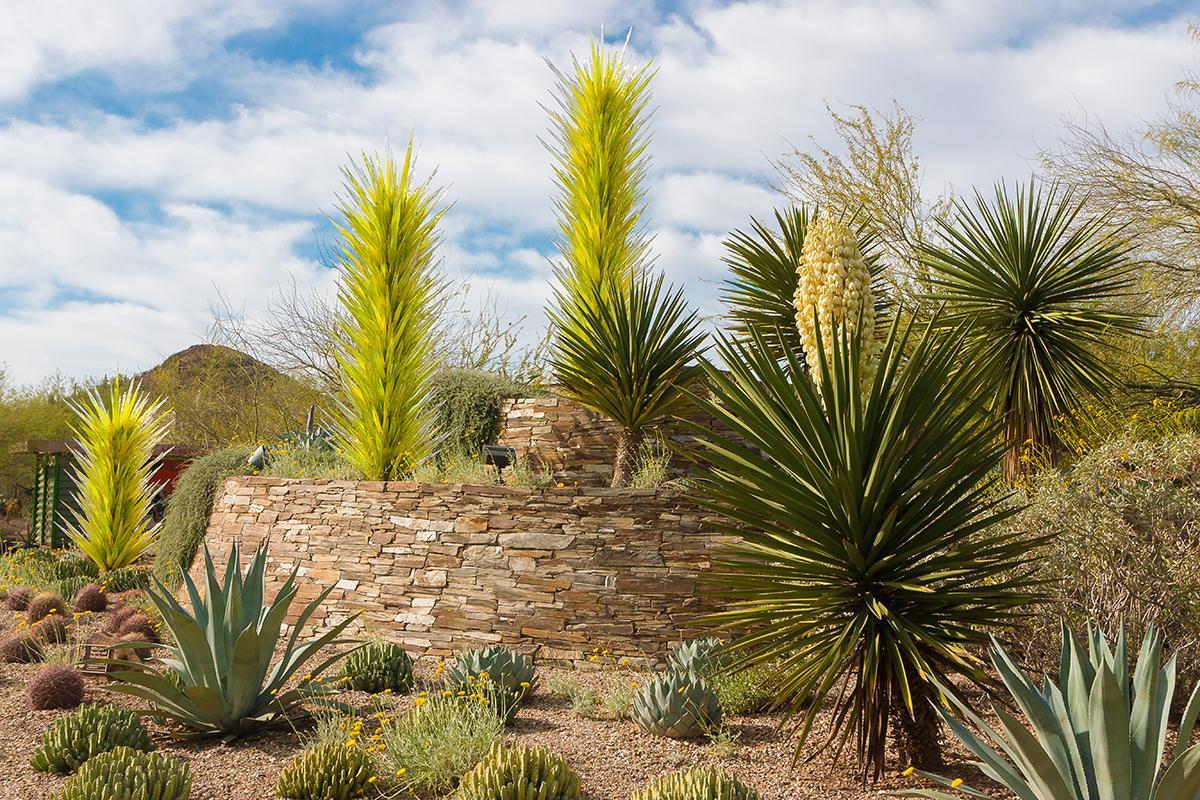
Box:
0, 0, 1196, 384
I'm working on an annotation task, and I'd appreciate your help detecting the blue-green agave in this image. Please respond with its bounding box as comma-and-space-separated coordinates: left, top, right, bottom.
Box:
107, 540, 359, 740
903, 623, 1200, 800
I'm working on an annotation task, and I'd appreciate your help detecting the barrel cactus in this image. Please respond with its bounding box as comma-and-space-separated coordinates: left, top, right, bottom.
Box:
52, 746, 191, 800
454, 744, 582, 800
27, 664, 85, 710
667, 637, 728, 676
1, 634, 43, 663
632, 670, 721, 739
28, 591, 67, 622
31, 703, 153, 774
73, 583, 107, 612
277, 741, 377, 800
632, 766, 760, 800
5, 586, 32, 610
793, 213, 876, 385
30, 613, 70, 644
341, 639, 414, 693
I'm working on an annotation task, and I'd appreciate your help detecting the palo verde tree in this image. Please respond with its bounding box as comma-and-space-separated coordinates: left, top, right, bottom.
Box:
329, 145, 446, 481
545, 41, 704, 487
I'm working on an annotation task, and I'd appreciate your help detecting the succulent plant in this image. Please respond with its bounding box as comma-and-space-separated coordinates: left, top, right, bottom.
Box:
73, 583, 107, 612
454, 743, 582, 800
100, 566, 151, 593
794, 213, 877, 387
52, 746, 191, 800
106, 604, 139, 633
31, 703, 153, 774
49, 556, 100, 581
631, 766, 760, 800
5, 586, 32, 611
28, 591, 67, 622
632, 670, 721, 739
277, 741, 377, 800
341, 639, 414, 693
116, 613, 160, 644
51, 576, 90, 603
1, 634, 44, 663
447, 645, 536, 692
31, 613, 70, 644
667, 637, 728, 677
27, 664, 85, 710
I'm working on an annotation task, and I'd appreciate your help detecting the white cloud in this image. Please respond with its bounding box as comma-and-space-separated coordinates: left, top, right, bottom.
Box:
0, 0, 1195, 383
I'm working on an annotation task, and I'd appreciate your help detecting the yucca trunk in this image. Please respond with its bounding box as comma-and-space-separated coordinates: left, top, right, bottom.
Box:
1002, 401, 1059, 482
891, 681, 943, 770
611, 428, 643, 488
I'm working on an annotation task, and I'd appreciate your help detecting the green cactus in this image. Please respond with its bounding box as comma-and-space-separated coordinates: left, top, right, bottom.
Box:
446, 645, 536, 692
341, 639, 414, 693
277, 741, 377, 800
99, 566, 151, 593
632, 670, 722, 739
454, 744, 582, 800
631, 766, 760, 800
50, 576, 90, 603
52, 746, 191, 800
31, 703, 153, 774
49, 556, 100, 581
667, 637, 728, 676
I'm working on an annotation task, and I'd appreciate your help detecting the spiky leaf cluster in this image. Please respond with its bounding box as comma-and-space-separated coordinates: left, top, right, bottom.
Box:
631, 670, 721, 739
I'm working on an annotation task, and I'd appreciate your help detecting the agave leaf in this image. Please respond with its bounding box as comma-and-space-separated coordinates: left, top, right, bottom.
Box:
1173, 681, 1200, 762
1154, 743, 1200, 800
990, 704, 1078, 800
1090, 665, 1133, 800
1129, 633, 1173, 799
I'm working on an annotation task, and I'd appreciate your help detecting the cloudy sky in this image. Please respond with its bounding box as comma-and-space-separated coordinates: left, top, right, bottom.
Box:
0, 0, 1195, 385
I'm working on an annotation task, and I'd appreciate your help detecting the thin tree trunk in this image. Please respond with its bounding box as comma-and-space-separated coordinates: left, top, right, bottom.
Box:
892, 681, 943, 770
611, 428, 643, 488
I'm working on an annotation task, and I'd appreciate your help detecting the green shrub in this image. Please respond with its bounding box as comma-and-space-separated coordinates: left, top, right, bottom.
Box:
1005, 432, 1200, 685
341, 638, 414, 694
153, 447, 249, 588
378, 692, 504, 796
99, 566, 150, 593
277, 741, 377, 800
632, 670, 721, 739
52, 746, 190, 800
428, 369, 518, 461
262, 446, 363, 481
631, 766, 759, 800
710, 663, 775, 716
31, 703, 153, 774
0, 546, 57, 591
454, 743, 582, 800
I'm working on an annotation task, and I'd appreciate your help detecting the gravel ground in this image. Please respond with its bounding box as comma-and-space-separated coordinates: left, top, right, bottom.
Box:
0, 603, 989, 800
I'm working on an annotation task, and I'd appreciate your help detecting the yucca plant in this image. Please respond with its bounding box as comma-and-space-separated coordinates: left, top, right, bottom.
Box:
921, 179, 1145, 480
903, 623, 1200, 799
683, 315, 1043, 776
330, 145, 446, 480
65, 379, 170, 571
106, 540, 358, 740
546, 42, 705, 486
722, 205, 883, 365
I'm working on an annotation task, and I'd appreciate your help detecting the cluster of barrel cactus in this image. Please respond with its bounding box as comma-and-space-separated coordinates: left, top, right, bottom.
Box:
454, 744, 583, 800
793, 214, 876, 387
341, 638, 414, 693
52, 746, 191, 800
631, 669, 722, 739
631, 766, 760, 800
31, 703, 153, 774
276, 741, 377, 800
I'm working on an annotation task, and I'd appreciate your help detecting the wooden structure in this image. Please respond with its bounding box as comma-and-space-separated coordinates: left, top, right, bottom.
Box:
12, 440, 203, 548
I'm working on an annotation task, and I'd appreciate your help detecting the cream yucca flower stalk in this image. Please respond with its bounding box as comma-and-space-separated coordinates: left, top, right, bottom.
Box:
794, 214, 876, 385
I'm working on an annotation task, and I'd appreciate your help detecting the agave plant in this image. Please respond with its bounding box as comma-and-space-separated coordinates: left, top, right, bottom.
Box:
921, 179, 1145, 479
107, 540, 358, 740
684, 315, 1042, 775
65, 379, 171, 571
329, 145, 446, 480
546, 42, 705, 486
904, 623, 1200, 799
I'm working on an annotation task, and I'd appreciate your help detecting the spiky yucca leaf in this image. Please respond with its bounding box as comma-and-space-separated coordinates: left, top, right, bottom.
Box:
684, 315, 1043, 777
546, 39, 653, 296
330, 145, 445, 480
722, 206, 884, 364
921, 179, 1145, 479
65, 379, 170, 571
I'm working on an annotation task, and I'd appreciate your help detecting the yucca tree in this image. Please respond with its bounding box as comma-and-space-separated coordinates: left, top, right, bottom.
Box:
330, 145, 446, 480
684, 315, 1043, 776
546, 42, 703, 486
66, 378, 171, 571
721, 206, 880, 364
921, 179, 1145, 480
